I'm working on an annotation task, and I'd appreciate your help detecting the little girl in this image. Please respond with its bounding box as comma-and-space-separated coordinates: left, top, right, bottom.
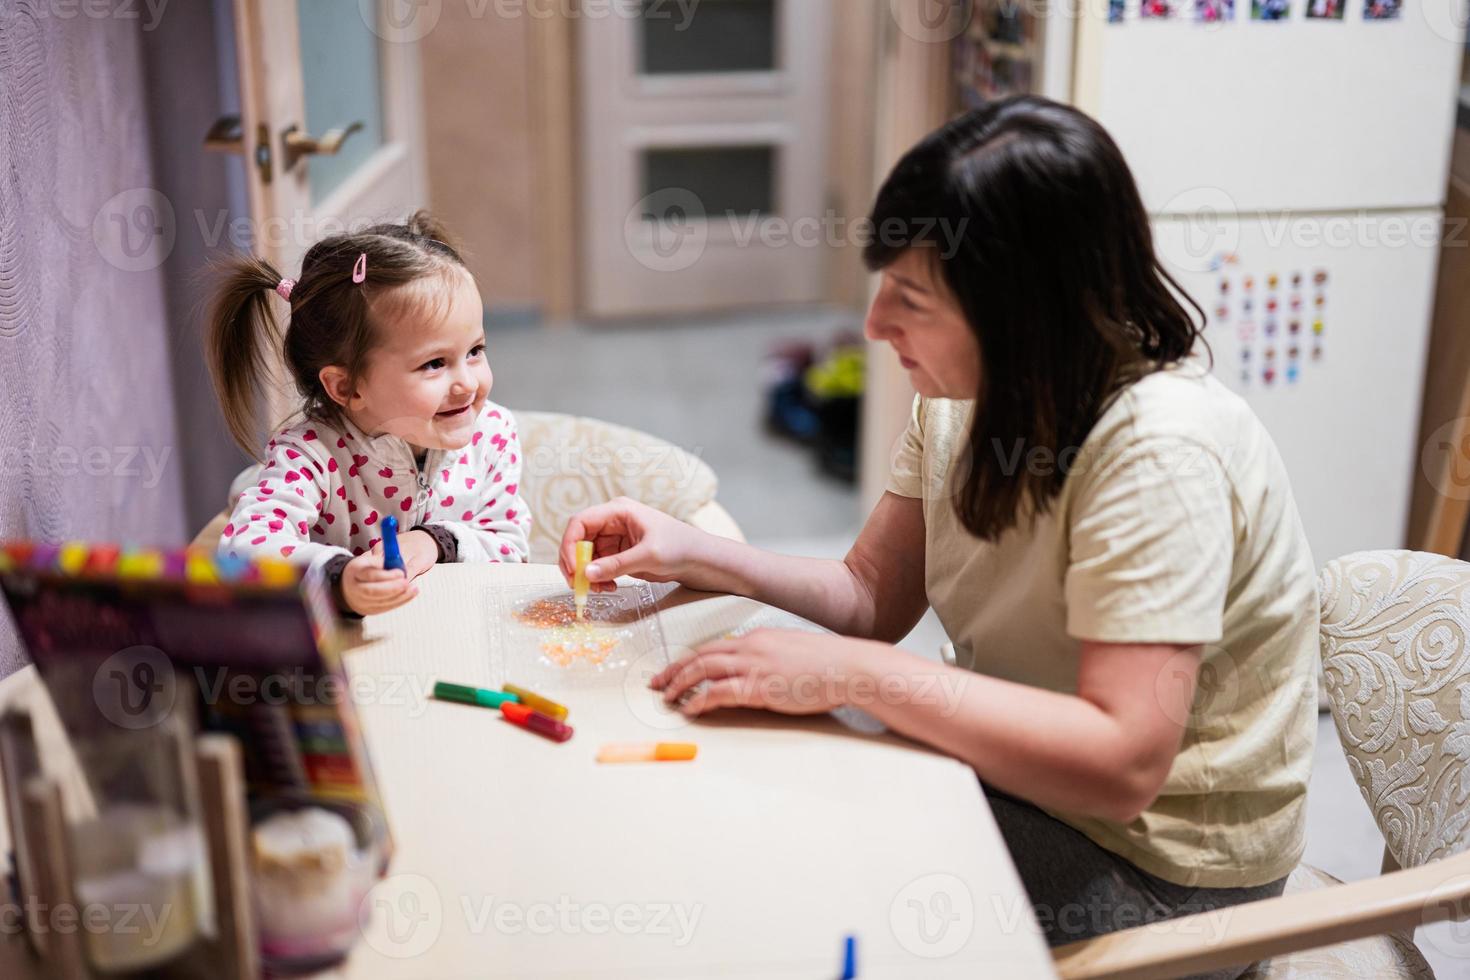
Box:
205, 212, 531, 616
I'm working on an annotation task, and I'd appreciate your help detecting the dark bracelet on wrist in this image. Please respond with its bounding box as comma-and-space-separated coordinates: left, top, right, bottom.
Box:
322, 553, 361, 619
412, 523, 459, 563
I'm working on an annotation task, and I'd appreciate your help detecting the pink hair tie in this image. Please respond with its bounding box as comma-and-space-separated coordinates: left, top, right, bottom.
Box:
275, 278, 296, 301
352, 253, 367, 284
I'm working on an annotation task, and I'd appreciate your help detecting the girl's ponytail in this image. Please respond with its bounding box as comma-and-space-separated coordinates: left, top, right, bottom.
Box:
205, 255, 287, 458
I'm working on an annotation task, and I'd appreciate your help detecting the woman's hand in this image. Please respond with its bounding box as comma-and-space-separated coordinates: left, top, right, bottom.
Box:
558, 497, 714, 593
340, 550, 420, 616
649, 629, 886, 716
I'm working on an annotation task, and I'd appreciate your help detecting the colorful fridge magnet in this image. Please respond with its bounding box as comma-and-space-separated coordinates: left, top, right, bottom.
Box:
1311, 267, 1328, 360
1252, 0, 1290, 19
1195, 0, 1236, 20
1109, 0, 1127, 22
1305, 0, 1345, 17
1141, 0, 1175, 18
1364, 0, 1401, 18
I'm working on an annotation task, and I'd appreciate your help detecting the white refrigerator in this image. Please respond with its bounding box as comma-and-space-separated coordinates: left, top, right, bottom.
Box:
964, 0, 1466, 563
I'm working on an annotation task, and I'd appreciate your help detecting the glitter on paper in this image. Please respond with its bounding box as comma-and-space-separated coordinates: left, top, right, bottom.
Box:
513, 595, 629, 669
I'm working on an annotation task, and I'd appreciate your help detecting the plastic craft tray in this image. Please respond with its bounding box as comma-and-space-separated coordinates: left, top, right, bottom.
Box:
488, 581, 671, 690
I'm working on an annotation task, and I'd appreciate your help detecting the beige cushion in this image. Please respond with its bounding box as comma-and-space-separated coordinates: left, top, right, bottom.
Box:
1240, 864, 1434, 978
515, 410, 722, 564
1319, 550, 1470, 869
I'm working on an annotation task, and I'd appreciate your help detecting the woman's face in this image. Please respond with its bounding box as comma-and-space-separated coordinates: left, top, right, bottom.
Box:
864, 249, 982, 399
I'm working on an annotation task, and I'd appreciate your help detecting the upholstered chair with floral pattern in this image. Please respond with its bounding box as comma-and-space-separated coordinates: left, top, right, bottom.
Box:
1054, 550, 1470, 979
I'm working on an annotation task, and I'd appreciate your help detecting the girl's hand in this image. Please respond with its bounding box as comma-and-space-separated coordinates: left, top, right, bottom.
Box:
650, 629, 885, 717
388, 529, 439, 580
341, 550, 420, 616
558, 497, 711, 593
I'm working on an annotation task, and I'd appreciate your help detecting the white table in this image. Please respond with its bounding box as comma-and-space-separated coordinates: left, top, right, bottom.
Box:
0, 564, 1057, 978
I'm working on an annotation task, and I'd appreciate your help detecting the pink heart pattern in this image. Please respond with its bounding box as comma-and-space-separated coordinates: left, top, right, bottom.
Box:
227, 405, 531, 566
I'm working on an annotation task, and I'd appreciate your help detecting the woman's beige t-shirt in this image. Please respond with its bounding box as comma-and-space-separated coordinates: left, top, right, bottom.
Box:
887, 365, 1318, 888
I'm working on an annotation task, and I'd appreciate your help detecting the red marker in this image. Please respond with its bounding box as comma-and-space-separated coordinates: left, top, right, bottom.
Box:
501, 702, 573, 743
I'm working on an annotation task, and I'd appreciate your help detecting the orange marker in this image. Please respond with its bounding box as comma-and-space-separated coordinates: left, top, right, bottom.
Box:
595, 743, 698, 764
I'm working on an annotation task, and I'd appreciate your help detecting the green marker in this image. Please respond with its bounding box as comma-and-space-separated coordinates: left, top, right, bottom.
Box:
433, 681, 520, 710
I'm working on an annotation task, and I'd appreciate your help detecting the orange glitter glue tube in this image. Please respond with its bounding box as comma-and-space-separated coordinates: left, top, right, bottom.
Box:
595, 743, 698, 764
574, 540, 593, 620
501, 684, 568, 722
501, 702, 574, 743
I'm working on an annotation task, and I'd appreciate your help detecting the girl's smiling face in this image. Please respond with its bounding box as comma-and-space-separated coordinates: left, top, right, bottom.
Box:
322, 269, 492, 452
864, 249, 982, 399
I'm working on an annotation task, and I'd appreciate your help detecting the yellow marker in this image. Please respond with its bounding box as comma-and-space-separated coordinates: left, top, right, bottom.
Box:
502, 684, 568, 722
596, 743, 698, 764
574, 540, 593, 621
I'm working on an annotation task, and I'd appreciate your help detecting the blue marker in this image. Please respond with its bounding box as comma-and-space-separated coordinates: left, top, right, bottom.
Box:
381, 515, 405, 572
839, 934, 856, 979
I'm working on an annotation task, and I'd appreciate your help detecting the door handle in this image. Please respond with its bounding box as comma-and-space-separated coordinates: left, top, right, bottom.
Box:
202, 114, 273, 185
281, 121, 365, 171
203, 114, 244, 153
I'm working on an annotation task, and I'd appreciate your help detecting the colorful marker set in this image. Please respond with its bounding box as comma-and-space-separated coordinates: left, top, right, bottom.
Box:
0, 540, 302, 589
433, 679, 574, 743
431, 680, 699, 763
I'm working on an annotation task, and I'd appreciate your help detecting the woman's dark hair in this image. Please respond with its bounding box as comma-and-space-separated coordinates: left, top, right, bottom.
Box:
864, 96, 1206, 542
205, 211, 468, 457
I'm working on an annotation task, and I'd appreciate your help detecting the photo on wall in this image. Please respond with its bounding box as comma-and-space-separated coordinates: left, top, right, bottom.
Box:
1305, 0, 1345, 17
1252, 0, 1290, 18
1364, 0, 1402, 18
1110, 0, 1126, 21
1196, 0, 1237, 21
1141, 0, 1176, 18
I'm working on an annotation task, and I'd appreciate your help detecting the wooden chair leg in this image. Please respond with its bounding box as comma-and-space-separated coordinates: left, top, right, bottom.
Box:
196, 735, 258, 980
21, 778, 88, 980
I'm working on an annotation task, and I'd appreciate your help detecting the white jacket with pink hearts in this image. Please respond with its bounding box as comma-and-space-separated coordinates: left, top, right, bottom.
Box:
218, 402, 531, 573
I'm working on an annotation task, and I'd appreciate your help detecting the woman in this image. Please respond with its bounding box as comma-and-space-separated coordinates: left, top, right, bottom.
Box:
560, 97, 1318, 970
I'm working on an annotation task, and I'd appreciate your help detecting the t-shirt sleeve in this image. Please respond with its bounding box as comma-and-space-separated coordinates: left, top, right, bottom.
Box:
885, 395, 927, 499
1064, 436, 1235, 645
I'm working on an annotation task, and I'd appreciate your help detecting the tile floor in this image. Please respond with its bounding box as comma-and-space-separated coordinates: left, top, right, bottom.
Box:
492, 307, 1469, 977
